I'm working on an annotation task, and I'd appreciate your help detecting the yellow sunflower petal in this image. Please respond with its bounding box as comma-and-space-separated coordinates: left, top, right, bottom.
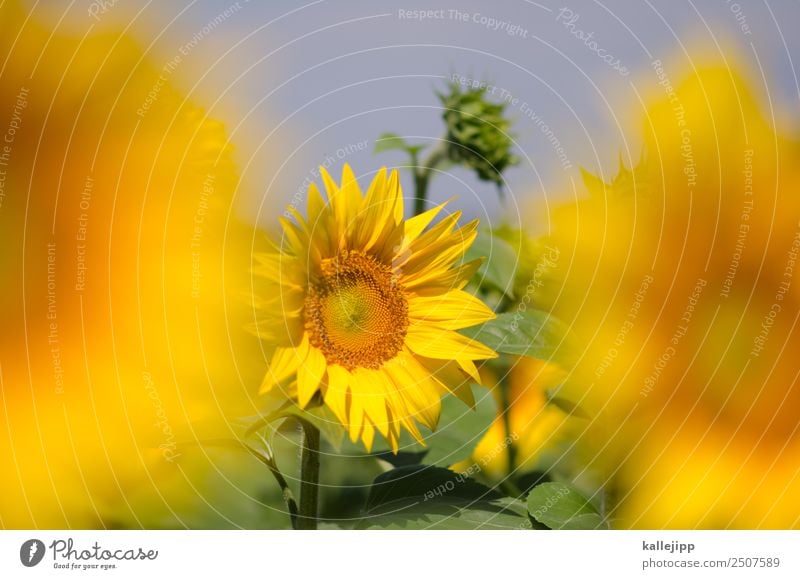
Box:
360, 420, 376, 452
278, 216, 308, 256
457, 359, 482, 387
401, 211, 462, 258
323, 364, 351, 427
386, 427, 400, 454
356, 167, 389, 246
367, 170, 405, 260
359, 182, 401, 252
387, 403, 425, 444
353, 368, 394, 437
319, 165, 340, 203
405, 325, 497, 361
252, 251, 282, 278
404, 258, 483, 296
387, 168, 405, 223
340, 163, 364, 213
285, 206, 325, 266
252, 252, 302, 289
352, 368, 391, 437
348, 393, 366, 443
319, 166, 346, 244
296, 345, 327, 408
259, 334, 310, 394
400, 200, 454, 249
401, 220, 479, 275
408, 290, 496, 330
384, 354, 442, 430
306, 182, 328, 228
416, 357, 478, 407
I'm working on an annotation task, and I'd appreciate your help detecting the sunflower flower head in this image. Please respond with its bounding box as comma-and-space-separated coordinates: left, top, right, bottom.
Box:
0, 0, 265, 528
253, 165, 497, 451
538, 64, 800, 528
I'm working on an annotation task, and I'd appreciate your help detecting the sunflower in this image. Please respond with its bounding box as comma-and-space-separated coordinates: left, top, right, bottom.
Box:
253, 165, 497, 451
0, 0, 266, 528
536, 64, 800, 528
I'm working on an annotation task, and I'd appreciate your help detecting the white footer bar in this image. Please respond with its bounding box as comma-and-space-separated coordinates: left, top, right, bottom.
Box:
1, 530, 798, 578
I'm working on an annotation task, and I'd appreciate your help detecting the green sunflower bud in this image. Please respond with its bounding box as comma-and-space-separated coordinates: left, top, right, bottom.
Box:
439, 82, 518, 187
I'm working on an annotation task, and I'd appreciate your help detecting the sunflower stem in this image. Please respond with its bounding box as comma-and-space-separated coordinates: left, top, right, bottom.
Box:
183, 437, 300, 529
412, 141, 449, 216
297, 421, 321, 530
499, 478, 524, 499
499, 379, 518, 477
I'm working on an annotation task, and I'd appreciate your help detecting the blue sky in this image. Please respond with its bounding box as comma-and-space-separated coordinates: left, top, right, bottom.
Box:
45, 0, 800, 231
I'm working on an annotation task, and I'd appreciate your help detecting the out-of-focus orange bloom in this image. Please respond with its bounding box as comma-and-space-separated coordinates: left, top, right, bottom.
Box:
454, 357, 568, 480
537, 64, 800, 528
0, 1, 265, 528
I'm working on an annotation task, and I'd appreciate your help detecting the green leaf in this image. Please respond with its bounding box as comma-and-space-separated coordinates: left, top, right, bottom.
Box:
357, 465, 530, 530
340, 384, 497, 467
420, 385, 497, 466
464, 228, 518, 296
358, 501, 530, 529
526, 482, 607, 529
365, 465, 502, 510
358, 500, 530, 529
372, 450, 428, 468
374, 132, 424, 156
580, 166, 608, 197
460, 310, 567, 361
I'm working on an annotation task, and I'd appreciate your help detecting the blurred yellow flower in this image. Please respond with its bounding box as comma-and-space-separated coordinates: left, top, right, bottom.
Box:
537, 64, 800, 528
253, 165, 496, 451
453, 357, 569, 480
0, 1, 264, 527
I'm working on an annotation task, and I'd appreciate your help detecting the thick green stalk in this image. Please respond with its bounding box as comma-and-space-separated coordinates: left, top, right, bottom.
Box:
412, 142, 449, 216
297, 422, 321, 530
